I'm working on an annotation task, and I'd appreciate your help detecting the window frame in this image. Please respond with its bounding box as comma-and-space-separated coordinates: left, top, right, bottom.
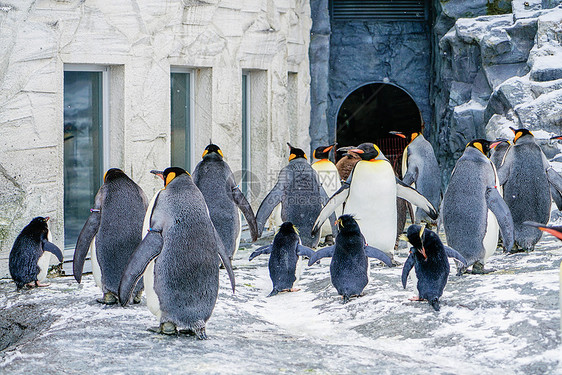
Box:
170, 67, 195, 172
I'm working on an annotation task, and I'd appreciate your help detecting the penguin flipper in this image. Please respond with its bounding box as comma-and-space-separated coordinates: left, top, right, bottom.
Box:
255, 179, 288, 237
550, 185, 562, 211
485, 187, 514, 252
402, 165, 418, 186
395, 179, 438, 220
444, 245, 468, 267
307, 245, 335, 266
364, 246, 393, 267
214, 227, 235, 293
311, 183, 350, 236
401, 253, 415, 289
118, 230, 164, 306
296, 244, 315, 258
73, 210, 101, 283
546, 167, 562, 197
43, 241, 63, 263
231, 186, 259, 241
248, 245, 272, 261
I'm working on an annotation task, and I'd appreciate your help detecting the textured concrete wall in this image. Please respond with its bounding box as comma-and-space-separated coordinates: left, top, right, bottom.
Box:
0, 0, 312, 278
326, 20, 432, 144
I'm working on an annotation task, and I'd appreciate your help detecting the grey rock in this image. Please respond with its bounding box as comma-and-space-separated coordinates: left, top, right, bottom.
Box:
530, 55, 562, 81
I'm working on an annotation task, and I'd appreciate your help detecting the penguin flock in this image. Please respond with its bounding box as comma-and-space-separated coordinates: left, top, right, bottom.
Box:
7, 126, 562, 337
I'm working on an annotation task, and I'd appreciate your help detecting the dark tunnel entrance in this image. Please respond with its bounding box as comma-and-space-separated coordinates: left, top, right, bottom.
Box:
336, 82, 423, 174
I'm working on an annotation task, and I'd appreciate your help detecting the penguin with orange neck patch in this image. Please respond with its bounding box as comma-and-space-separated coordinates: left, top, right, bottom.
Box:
255, 143, 336, 248
73, 168, 148, 304
192, 143, 258, 261
119, 167, 235, 339
443, 139, 514, 274
312, 143, 438, 262
391, 131, 441, 225
401, 224, 467, 311
312, 144, 341, 245
497, 128, 562, 252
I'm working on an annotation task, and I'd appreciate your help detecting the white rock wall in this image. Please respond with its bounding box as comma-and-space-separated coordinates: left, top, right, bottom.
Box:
0, 0, 312, 278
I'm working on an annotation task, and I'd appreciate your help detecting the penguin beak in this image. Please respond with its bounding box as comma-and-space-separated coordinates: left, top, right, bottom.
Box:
349, 149, 364, 154
418, 224, 427, 259
323, 145, 334, 153
490, 141, 502, 149
45, 217, 50, 222
150, 170, 165, 181
389, 131, 406, 139
550, 135, 562, 141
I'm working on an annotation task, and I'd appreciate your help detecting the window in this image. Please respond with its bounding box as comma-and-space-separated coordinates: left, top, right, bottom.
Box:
63, 66, 108, 250
242, 73, 250, 195
170, 69, 194, 172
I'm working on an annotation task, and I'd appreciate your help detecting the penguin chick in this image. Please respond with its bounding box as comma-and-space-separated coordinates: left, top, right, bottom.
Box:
249, 222, 315, 297
335, 146, 361, 181
401, 224, 467, 311
308, 215, 392, 303
9, 217, 63, 289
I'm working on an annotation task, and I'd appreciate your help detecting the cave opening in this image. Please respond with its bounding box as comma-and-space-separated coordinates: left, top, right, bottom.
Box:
336, 82, 423, 174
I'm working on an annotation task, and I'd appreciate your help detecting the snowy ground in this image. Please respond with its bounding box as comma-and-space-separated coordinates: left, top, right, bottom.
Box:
0, 232, 561, 374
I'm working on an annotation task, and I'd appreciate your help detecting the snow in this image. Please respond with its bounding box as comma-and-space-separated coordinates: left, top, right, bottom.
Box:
0, 231, 561, 374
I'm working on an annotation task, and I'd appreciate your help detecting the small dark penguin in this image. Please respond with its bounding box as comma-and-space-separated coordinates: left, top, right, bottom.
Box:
119, 167, 235, 339
9, 217, 63, 289
73, 168, 148, 305
192, 143, 258, 261
249, 222, 315, 297
307, 215, 393, 303
401, 224, 467, 311
255, 143, 336, 248
497, 128, 562, 251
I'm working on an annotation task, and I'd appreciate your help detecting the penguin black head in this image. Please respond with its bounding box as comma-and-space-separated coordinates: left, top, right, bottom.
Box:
336, 215, 360, 234
401, 224, 444, 261
278, 221, 298, 234
103, 168, 126, 183
466, 139, 492, 156
151, 167, 189, 187
349, 143, 381, 161
287, 143, 307, 161
313, 144, 335, 160
510, 127, 534, 143
202, 144, 224, 159
25, 216, 50, 235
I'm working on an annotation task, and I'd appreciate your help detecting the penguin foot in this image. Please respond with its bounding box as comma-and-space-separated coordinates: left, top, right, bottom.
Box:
429, 298, 440, 311
35, 281, 51, 287
456, 266, 468, 276
194, 327, 207, 340
160, 322, 178, 335
288, 288, 301, 293
342, 295, 350, 304
133, 291, 143, 304
390, 259, 401, 267
323, 235, 335, 246
471, 262, 495, 274
409, 296, 424, 301
97, 292, 118, 305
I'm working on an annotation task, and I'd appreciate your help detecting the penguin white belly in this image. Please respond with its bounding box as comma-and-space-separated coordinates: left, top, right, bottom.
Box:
142, 190, 163, 319
90, 241, 103, 289
233, 211, 242, 259
344, 161, 397, 254
294, 256, 303, 286
268, 204, 283, 231
313, 162, 342, 237
144, 259, 161, 319
483, 210, 500, 262
37, 252, 52, 282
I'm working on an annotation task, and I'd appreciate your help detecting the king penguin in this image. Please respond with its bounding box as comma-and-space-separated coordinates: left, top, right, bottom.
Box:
119, 167, 235, 339
9, 217, 63, 289
73, 168, 148, 304
192, 143, 258, 261
392, 131, 441, 225
497, 128, 562, 252
307, 215, 392, 303
442, 140, 514, 274
489, 139, 510, 170
311, 144, 341, 245
312, 143, 438, 262
255, 143, 336, 248
249, 222, 315, 297
400, 224, 467, 311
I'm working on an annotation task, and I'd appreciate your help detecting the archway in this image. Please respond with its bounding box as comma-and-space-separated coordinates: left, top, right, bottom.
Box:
336, 82, 423, 174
